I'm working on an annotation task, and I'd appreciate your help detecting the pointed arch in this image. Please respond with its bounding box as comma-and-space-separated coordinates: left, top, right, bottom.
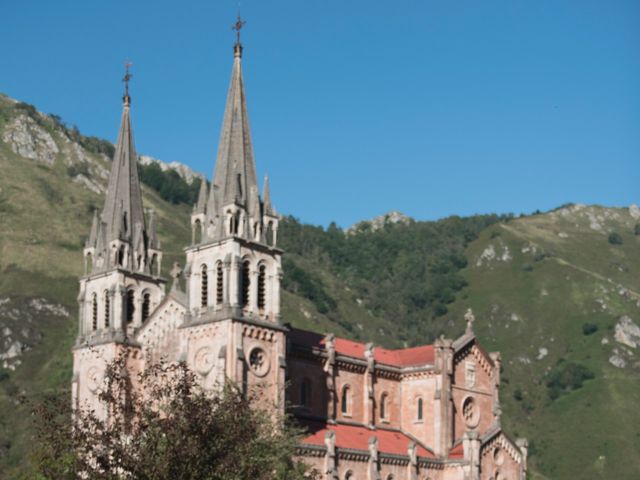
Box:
126, 289, 135, 324
380, 392, 389, 421
201, 264, 208, 307
91, 293, 98, 331
216, 261, 224, 305
241, 259, 250, 308
103, 290, 110, 328
341, 384, 351, 416
416, 396, 424, 421
142, 292, 151, 322
257, 263, 266, 313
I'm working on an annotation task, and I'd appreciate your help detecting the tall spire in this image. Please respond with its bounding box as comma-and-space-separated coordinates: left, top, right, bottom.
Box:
101, 78, 145, 242
84, 65, 159, 274
211, 17, 259, 214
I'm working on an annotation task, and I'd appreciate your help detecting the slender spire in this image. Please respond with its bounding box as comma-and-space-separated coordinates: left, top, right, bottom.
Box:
194, 179, 208, 214
101, 75, 145, 242
87, 209, 99, 247
82, 64, 159, 275
148, 209, 159, 250
211, 20, 259, 213
262, 175, 274, 215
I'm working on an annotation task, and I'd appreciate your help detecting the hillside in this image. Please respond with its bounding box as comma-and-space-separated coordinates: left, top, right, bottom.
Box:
0, 93, 639, 479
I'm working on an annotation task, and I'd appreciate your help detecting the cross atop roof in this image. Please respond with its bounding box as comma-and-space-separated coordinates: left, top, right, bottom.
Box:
232, 14, 246, 46
122, 61, 133, 103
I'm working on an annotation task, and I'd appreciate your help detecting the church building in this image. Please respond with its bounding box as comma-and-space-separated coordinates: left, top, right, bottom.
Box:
72, 26, 528, 480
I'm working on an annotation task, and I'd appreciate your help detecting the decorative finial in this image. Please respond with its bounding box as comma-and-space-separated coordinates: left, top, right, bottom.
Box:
232, 13, 246, 57
122, 61, 133, 105
170, 262, 183, 292
465, 308, 475, 334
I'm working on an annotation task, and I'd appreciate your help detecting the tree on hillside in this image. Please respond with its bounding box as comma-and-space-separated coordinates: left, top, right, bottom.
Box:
30, 352, 316, 480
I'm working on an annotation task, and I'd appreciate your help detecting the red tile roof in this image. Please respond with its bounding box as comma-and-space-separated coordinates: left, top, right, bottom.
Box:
301, 422, 434, 458
448, 443, 464, 459
289, 327, 435, 367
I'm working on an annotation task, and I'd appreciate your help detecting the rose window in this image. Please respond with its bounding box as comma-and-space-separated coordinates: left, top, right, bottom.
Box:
462, 396, 480, 428
248, 347, 269, 377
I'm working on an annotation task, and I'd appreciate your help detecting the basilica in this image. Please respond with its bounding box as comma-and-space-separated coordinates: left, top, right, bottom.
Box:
72, 29, 528, 480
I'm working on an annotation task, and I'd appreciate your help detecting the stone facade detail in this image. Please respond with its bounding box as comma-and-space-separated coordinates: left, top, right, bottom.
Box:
72, 33, 527, 480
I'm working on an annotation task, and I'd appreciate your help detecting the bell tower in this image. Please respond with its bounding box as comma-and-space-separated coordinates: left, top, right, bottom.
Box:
182, 18, 285, 406
73, 70, 166, 412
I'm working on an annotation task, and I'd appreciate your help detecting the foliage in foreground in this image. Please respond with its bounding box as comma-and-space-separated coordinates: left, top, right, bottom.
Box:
30, 352, 315, 480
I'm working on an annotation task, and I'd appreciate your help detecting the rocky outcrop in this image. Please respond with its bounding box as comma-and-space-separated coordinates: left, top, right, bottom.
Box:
347, 210, 412, 234
1, 114, 59, 164
139, 155, 204, 184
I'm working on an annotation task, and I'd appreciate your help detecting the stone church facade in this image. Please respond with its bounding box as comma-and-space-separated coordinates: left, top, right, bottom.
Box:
72, 33, 528, 480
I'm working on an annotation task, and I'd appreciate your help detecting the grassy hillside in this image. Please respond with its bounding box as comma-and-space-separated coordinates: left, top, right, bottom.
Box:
1, 93, 639, 478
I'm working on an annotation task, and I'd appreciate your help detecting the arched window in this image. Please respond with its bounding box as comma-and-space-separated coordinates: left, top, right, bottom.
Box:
118, 245, 125, 267
86, 252, 93, 273
216, 262, 224, 305
91, 293, 98, 331
126, 289, 135, 324
142, 293, 151, 322
344, 471, 354, 480
266, 221, 274, 246
103, 290, 110, 328
201, 264, 208, 307
380, 392, 389, 421
417, 397, 424, 421
341, 385, 351, 415
386, 475, 395, 480
241, 260, 250, 308
228, 210, 238, 235
300, 378, 311, 408
194, 219, 202, 244
150, 253, 157, 275
257, 264, 266, 313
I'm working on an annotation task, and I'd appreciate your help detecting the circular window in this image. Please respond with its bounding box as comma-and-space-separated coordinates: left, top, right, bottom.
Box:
248, 347, 270, 377
194, 346, 215, 376
87, 366, 103, 392
493, 446, 505, 466
462, 396, 480, 428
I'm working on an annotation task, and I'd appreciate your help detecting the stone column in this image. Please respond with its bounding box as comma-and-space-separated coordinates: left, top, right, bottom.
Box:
434, 337, 454, 456
249, 266, 259, 314
368, 437, 381, 480
324, 334, 337, 422
229, 256, 239, 308
407, 442, 418, 480
134, 293, 143, 327
516, 438, 529, 479
463, 431, 481, 480
114, 285, 126, 331
364, 343, 375, 427
491, 352, 502, 422
273, 265, 282, 324
324, 431, 338, 480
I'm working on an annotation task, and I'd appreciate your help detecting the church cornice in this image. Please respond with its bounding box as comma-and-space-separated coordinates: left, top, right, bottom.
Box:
185, 234, 283, 256
80, 267, 166, 285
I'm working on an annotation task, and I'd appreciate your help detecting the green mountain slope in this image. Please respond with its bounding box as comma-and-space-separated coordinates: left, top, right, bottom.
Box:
0, 93, 639, 479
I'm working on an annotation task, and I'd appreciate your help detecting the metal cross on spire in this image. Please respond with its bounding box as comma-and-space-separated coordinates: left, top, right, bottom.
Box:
232, 13, 246, 45
122, 61, 133, 102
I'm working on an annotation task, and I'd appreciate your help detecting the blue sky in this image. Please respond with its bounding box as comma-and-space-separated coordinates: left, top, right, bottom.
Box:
2, 0, 638, 227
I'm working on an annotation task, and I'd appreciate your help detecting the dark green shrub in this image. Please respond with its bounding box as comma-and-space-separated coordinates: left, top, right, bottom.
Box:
513, 388, 523, 401
582, 323, 598, 336
634, 223, 640, 236
608, 232, 623, 245
546, 360, 595, 400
